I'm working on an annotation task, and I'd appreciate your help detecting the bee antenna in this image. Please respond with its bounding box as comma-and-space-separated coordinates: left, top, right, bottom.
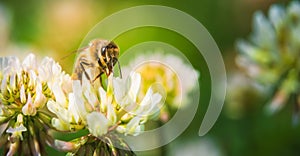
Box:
117, 59, 122, 78
60, 46, 88, 60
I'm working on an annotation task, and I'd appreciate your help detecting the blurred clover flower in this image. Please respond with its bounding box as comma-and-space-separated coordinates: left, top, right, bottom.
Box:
236, 1, 300, 114
122, 52, 199, 122
0, 53, 71, 155
47, 70, 163, 155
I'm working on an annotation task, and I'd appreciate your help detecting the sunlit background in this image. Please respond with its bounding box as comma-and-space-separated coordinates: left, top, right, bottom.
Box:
1, 0, 299, 155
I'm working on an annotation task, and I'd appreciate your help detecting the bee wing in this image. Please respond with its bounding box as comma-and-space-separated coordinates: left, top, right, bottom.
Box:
0, 56, 18, 71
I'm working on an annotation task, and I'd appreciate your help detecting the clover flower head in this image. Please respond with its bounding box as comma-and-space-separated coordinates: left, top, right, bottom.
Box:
47, 70, 163, 155
0, 53, 71, 155
122, 51, 199, 121
236, 1, 300, 114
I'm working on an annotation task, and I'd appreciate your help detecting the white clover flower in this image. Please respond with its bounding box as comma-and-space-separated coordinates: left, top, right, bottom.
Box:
116, 116, 143, 136
122, 51, 199, 121
236, 1, 300, 114
113, 72, 141, 108
6, 114, 27, 141
48, 71, 162, 137
47, 70, 163, 155
86, 112, 109, 137
0, 53, 72, 155
0, 54, 71, 116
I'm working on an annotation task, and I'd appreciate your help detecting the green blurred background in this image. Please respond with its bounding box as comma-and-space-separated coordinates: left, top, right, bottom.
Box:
1, 0, 299, 155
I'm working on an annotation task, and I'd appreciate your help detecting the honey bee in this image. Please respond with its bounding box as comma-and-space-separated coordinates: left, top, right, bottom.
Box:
72, 39, 122, 85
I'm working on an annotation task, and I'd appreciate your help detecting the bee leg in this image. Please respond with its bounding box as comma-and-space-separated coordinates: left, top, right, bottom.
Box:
100, 75, 103, 87
92, 73, 103, 86
80, 61, 92, 83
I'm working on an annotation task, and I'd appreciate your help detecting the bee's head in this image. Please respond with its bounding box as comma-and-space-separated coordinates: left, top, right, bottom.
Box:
91, 39, 119, 59
93, 40, 120, 73
104, 41, 119, 58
